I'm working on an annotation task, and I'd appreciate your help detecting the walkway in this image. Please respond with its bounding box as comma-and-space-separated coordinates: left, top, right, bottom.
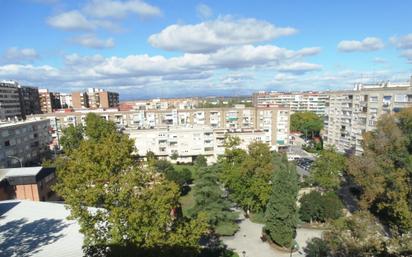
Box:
222, 212, 322, 257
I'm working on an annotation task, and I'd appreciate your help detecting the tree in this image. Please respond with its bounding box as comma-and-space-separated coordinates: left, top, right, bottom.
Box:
189, 167, 238, 236
219, 141, 275, 213
59, 124, 84, 153
53, 121, 207, 256
290, 112, 323, 138
194, 155, 207, 168
171, 152, 179, 161
264, 157, 299, 247
299, 191, 343, 223
304, 237, 330, 257
309, 148, 346, 191
347, 112, 412, 232
84, 113, 117, 141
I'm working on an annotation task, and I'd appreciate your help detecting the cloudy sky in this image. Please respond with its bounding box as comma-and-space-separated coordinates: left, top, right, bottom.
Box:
1, 0, 412, 99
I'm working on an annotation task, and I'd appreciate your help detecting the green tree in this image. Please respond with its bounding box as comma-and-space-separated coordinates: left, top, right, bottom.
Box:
194, 155, 208, 168
309, 148, 346, 191
59, 124, 84, 153
84, 113, 117, 141
304, 237, 330, 257
53, 122, 207, 255
299, 191, 343, 223
189, 167, 238, 236
264, 157, 299, 247
171, 152, 179, 160
290, 112, 323, 138
219, 141, 275, 213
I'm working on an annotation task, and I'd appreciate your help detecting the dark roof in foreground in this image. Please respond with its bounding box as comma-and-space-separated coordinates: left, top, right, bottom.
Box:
0, 200, 83, 257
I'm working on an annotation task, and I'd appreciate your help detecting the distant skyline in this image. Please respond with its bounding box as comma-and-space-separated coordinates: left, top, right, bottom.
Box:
1, 0, 412, 100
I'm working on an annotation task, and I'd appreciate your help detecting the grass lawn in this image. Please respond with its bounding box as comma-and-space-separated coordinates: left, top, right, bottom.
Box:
179, 187, 195, 217
215, 222, 239, 236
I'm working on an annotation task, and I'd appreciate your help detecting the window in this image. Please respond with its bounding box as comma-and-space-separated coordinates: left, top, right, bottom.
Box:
369, 96, 378, 102
395, 94, 408, 103
4, 140, 10, 147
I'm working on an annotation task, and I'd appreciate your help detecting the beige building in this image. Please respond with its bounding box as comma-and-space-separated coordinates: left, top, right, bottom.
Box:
38, 89, 61, 113
34, 105, 290, 161
323, 79, 412, 154
0, 119, 51, 168
71, 91, 89, 109
252, 91, 329, 116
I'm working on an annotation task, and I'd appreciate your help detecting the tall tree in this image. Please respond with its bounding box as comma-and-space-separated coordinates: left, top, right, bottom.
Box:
84, 113, 117, 141
347, 112, 412, 232
59, 124, 84, 153
309, 148, 346, 191
189, 166, 238, 236
53, 122, 207, 256
290, 112, 323, 138
264, 157, 299, 247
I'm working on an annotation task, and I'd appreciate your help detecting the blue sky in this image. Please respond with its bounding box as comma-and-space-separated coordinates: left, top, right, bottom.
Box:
0, 0, 411, 100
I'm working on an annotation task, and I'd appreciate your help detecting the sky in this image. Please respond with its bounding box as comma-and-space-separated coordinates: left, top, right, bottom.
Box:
0, 0, 412, 100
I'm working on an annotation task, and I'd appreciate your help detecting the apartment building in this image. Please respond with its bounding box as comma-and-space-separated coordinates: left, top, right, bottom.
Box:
323, 80, 412, 154
252, 91, 329, 116
19, 86, 41, 117
38, 89, 61, 113
60, 93, 73, 108
34, 105, 290, 161
0, 119, 51, 168
99, 90, 119, 108
131, 97, 200, 110
71, 91, 89, 109
0, 81, 22, 121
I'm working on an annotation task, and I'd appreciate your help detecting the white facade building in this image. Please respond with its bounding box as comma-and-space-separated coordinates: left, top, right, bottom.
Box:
323, 79, 412, 154
252, 91, 329, 116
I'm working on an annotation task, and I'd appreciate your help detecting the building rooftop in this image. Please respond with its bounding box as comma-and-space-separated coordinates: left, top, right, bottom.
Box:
0, 118, 48, 128
0, 167, 43, 178
0, 200, 83, 257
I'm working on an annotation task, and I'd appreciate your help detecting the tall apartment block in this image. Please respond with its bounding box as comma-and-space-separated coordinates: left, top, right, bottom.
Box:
0, 81, 22, 121
252, 91, 329, 116
72, 88, 119, 109
59, 93, 73, 108
0, 119, 51, 168
323, 79, 412, 155
19, 86, 41, 116
71, 92, 89, 109
38, 89, 61, 113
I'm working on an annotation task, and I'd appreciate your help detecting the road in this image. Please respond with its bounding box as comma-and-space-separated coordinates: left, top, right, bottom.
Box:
222, 212, 322, 257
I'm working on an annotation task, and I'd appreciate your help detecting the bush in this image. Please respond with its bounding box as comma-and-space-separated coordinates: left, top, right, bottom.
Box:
304, 237, 330, 257
299, 191, 343, 223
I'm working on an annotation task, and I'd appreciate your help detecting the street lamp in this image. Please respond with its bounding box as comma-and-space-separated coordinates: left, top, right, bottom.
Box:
7, 155, 23, 168
289, 240, 299, 257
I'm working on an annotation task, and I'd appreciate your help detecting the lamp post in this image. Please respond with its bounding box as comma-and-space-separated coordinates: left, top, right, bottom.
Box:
289, 240, 299, 257
7, 155, 23, 168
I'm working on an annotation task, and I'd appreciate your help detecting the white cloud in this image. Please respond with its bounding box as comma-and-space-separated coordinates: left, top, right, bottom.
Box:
72, 35, 115, 49
278, 62, 322, 74
390, 34, 412, 63
0, 43, 322, 96
373, 57, 387, 64
196, 3, 213, 19
400, 49, 412, 63
47, 10, 95, 31
148, 17, 297, 53
337, 37, 384, 52
83, 0, 161, 19
1, 47, 39, 64
390, 34, 412, 49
